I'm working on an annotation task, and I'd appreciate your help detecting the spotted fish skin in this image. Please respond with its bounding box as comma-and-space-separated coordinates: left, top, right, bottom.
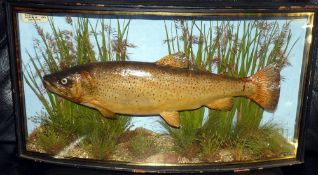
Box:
90, 62, 245, 114
43, 55, 282, 127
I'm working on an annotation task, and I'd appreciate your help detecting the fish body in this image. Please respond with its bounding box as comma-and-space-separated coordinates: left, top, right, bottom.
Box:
43, 53, 282, 127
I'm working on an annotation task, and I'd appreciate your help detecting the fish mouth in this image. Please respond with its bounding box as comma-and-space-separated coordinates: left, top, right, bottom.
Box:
43, 79, 57, 93
43, 79, 51, 89
43, 79, 68, 98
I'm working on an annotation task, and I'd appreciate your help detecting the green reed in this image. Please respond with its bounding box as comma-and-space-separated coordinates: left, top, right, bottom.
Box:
24, 17, 132, 158
162, 19, 297, 160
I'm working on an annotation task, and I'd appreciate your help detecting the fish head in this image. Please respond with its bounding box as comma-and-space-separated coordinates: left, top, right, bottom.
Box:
43, 68, 95, 103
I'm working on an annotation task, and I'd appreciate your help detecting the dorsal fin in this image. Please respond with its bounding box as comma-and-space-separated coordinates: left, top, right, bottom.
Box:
155, 52, 189, 68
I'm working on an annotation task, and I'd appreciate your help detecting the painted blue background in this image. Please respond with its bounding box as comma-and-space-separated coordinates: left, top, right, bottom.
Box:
18, 13, 311, 141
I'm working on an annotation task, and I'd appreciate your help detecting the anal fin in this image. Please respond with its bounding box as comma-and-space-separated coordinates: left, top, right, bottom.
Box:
160, 111, 180, 128
206, 98, 234, 111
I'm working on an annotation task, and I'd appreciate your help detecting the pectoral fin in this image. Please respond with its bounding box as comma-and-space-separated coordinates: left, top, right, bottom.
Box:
206, 98, 234, 111
155, 52, 189, 68
82, 101, 116, 119
96, 107, 116, 119
160, 111, 180, 128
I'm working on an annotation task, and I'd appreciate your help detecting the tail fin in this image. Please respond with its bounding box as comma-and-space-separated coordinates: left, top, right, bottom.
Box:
246, 62, 284, 111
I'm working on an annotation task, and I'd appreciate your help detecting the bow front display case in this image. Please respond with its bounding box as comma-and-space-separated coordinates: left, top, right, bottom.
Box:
6, 0, 318, 173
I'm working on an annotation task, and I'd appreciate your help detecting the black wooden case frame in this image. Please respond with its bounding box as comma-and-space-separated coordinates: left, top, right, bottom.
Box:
5, 0, 318, 173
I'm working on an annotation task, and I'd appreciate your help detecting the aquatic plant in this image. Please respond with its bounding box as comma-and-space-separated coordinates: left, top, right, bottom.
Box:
25, 17, 133, 157
128, 133, 159, 160
199, 132, 224, 161
81, 115, 131, 160
34, 122, 71, 155
229, 122, 294, 160
162, 19, 297, 160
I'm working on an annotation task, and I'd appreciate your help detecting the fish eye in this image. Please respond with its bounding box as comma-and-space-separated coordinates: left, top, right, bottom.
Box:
60, 78, 68, 85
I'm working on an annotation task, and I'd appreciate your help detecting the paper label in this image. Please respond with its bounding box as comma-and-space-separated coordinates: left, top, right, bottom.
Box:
21, 14, 48, 23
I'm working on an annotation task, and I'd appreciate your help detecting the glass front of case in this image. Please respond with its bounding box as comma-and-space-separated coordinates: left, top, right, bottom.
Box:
11, 5, 314, 171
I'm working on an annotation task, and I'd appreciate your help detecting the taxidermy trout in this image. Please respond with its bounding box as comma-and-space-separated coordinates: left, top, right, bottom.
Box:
43, 53, 282, 127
